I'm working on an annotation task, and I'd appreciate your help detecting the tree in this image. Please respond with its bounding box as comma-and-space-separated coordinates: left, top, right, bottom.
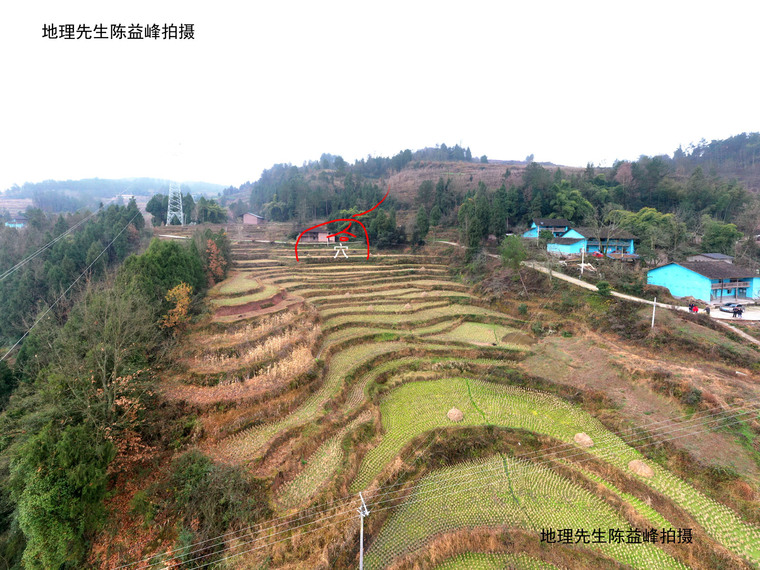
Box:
480, 155, 488, 164
10, 423, 115, 569
539, 229, 554, 248
491, 184, 509, 237
145, 194, 167, 225
474, 184, 491, 239
701, 218, 743, 255
205, 239, 227, 286
413, 206, 429, 245
161, 282, 193, 334
0, 360, 16, 410
417, 180, 434, 209
550, 180, 594, 224
500, 235, 526, 270
429, 205, 442, 227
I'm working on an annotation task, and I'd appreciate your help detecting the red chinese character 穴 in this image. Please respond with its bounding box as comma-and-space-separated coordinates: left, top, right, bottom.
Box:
294, 186, 390, 261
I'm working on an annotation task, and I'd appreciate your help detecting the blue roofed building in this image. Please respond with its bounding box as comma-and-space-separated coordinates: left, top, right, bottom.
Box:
4, 215, 27, 228
545, 227, 637, 256
573, 227, 636, 254
522, 218, 571, 239
546, 236, 586, 255
647, 261, 760, 304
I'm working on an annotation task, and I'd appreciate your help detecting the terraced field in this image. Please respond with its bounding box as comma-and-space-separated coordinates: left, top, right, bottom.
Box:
159, 240, 760, 569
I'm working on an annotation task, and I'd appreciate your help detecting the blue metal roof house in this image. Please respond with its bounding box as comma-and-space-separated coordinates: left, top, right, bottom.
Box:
522, 218, 571, 239
545, 227, 637, 256
647, 261, 760, 304
4, 215, 27, 229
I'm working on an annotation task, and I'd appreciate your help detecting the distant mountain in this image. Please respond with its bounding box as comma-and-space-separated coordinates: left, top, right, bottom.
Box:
1, 177, 226, 213
3, 177, 225, 199
672, 132, 760, 191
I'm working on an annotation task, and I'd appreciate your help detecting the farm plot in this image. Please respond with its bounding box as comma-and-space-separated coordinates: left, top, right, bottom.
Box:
276, 411, 372, 509
353, 377, 605, 490
217, 341, 454, 463
364, 456, 685, 570
354, 378, 760, 565
319, 301, 448, 318
190, 310, 302, 351
426, 322, 526, 347
209, 283, 279, 306
208, 272, 261, 296
163, 344, 315, 405
320, 320, 461, 349
323, 304, 513, 329
184, 325, 319, 375
434, 552, 559, 570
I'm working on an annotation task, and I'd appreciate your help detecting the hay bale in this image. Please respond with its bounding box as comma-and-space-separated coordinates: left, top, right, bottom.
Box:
403, 303, 413, 310
628, 459, 654, 478
573, 432, 594, 448
447, 407, 464, 422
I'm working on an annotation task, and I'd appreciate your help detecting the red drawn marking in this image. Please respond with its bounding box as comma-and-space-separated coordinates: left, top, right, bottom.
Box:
294, 186, 390, 262
295, 218, 369, 261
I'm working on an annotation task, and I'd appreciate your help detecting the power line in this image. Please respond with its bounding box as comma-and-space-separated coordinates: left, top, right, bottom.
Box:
0, 212, 140, 363
128, 399, 759, 569
0, 207, 101, 282
119, 252, 760, 567
176, 403, 760, 569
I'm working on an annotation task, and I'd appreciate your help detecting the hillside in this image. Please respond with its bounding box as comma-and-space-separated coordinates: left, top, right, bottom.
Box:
90, 239, 760, 569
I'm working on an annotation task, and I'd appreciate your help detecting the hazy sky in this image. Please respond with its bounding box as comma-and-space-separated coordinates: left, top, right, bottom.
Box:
2, 0, 759, 191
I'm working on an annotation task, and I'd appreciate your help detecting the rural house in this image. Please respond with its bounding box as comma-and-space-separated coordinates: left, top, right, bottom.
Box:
242, 212, 265, 225
646, 261, 760, 304
299, 230, 334, 243
543, 226, 637, 256
522, 218, 571, 238
686, 252, 734, 263
4, 215, 27, 228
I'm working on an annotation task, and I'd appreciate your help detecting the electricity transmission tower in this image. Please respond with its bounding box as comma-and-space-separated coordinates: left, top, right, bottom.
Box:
166, 181, 184, 225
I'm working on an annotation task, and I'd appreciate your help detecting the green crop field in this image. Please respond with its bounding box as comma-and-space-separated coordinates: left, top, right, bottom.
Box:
353, 377, 760, 564
277, 412, 372, 509
426, 322, 523, 346
364, 456, 687, 570
434, 552, 559, 570
209, 271, 260, 295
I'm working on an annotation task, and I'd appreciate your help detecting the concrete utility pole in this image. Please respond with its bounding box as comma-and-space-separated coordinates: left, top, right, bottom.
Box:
580, 248, 585, 276
651, 297, 657, 328
358, 492, 370, 570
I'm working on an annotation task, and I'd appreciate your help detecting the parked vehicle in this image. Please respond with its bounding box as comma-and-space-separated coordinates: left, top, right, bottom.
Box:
719, 303, 743, 313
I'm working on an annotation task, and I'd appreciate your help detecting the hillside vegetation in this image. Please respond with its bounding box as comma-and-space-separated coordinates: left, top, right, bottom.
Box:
74, 238, 760, 570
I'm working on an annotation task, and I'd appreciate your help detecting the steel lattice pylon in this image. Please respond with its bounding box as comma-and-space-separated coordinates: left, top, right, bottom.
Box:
166, 181, 184, 225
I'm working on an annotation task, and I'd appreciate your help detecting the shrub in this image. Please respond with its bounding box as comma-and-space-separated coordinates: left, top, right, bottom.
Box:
596, 280, 611, 296
681, 388, 703, 406
162, 451, 272, 562
517, 303, 528, 315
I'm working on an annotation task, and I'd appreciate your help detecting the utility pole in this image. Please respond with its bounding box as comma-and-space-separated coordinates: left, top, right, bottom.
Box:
580, 248, 585, 276
358, 492, 370, 570
651, 297, 657, 328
